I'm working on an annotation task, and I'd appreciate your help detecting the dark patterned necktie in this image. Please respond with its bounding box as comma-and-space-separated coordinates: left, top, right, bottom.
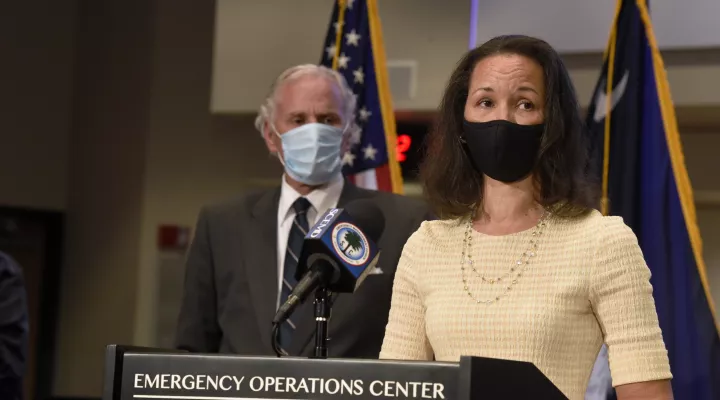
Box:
279, 197, 311, 350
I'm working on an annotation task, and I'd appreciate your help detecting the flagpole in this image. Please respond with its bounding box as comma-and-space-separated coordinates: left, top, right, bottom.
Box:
367, 0, 404, 194
331, 0, 347, 69
600, 0, 622, 216
468, 0, 479, 49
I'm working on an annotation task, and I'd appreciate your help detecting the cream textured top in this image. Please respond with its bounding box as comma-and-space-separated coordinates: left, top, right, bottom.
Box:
380, 210, 672, 400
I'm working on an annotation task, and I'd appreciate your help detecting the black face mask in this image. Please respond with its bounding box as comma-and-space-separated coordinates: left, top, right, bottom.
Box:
462, 119, 544, 183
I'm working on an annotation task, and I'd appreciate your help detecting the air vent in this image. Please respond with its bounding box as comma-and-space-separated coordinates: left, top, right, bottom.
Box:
387, 60, 417, 103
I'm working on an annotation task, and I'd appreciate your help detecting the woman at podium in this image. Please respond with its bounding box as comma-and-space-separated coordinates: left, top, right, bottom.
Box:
380, 35, 673, 400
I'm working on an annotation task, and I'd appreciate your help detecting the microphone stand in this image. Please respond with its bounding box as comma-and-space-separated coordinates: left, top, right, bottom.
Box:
312, 286, 331, 359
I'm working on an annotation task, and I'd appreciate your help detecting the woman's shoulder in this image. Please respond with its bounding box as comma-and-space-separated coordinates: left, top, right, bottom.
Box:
417, 218, 466, 237
404, 218, 465, 250
556, 209, 638, 247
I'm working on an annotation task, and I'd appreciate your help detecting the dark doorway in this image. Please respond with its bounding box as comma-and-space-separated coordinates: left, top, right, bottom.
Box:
0, 207, 63, 400
395, 111, 435, 181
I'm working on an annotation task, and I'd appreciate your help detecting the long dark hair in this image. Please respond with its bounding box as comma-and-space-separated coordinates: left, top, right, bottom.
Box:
421, 35, 599, 219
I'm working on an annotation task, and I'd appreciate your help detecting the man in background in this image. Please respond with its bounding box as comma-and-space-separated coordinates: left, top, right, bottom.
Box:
0, 251, 28, 400
175, 64, 431, 358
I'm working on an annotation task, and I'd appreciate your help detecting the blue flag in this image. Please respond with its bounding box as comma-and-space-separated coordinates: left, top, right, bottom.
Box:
318, 0, 403, 193
586, 1, 720, 398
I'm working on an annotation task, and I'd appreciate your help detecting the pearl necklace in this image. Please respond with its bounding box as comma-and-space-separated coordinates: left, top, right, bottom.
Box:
461, 209, 550, 304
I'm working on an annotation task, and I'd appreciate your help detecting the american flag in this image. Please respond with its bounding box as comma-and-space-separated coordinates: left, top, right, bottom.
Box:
319, 0, 404, 194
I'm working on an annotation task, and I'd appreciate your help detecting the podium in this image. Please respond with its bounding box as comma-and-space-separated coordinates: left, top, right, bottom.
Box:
102, 345, 567, 400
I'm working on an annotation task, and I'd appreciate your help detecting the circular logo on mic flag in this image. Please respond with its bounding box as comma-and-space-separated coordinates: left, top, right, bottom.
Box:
331, 222, 370, 266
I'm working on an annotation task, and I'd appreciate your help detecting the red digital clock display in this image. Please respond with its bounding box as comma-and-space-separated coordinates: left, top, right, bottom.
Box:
396, 134, 412, 162
394, 121, 430, 179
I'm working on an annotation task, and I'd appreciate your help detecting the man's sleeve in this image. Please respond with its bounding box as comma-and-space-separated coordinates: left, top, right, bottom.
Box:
174, 208, 222, 353
0, 252, 28, 400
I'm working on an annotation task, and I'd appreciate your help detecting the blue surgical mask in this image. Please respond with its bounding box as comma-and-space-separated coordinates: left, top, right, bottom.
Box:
274, 122, 344, 186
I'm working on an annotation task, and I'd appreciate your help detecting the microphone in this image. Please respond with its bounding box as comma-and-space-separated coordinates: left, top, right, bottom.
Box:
272, 199, 385, 326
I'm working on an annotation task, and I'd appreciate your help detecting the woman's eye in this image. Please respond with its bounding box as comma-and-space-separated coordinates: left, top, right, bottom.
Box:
477, 99, 493, 108
519, 101, 534, 110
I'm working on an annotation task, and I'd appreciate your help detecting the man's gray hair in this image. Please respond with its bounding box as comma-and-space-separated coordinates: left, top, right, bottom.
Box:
254, 64, 360, 140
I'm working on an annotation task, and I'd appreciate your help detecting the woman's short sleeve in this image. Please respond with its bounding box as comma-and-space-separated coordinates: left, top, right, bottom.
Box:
589, 216, 672, 386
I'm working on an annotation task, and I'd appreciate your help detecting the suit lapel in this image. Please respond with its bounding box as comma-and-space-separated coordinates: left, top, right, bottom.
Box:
247, 188, 281, 351
289, 181, 371, 356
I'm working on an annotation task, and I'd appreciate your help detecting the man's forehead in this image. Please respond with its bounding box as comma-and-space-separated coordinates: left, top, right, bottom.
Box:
276, 75, 342, 107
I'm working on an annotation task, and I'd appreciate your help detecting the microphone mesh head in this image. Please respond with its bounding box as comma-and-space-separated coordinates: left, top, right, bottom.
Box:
342, 199, 385, 243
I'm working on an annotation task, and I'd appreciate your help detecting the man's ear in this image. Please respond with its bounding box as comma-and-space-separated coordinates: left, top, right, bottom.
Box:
263, 121, 279, 154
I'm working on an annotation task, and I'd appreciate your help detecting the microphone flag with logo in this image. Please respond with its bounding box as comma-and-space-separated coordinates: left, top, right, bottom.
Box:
585, 1, 720, 399
273, 199, 384, 325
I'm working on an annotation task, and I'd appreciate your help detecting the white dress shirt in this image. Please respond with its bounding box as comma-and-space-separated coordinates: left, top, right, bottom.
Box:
585, 344, 613, 400
276, 173, 345, 309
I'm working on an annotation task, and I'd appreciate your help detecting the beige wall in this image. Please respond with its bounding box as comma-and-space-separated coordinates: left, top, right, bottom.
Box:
565, 51, 720, 108
211, 0, 474, 111
211, 0, 720, 112
0, 0, 719, 397
698, 206, 720, 320
682, 133, 720, 314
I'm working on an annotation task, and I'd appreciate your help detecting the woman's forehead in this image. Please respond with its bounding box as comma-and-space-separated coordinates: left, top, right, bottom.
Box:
469, 54, 544, 91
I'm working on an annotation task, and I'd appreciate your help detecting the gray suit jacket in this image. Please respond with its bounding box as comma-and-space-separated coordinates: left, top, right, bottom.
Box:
175, 182, 431, 358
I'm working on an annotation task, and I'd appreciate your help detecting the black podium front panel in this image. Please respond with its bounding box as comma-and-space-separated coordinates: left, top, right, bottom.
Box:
121, 352, 458, 400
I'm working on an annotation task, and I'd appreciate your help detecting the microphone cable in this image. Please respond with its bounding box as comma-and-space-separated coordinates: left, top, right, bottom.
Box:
272, 322, 288, 357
